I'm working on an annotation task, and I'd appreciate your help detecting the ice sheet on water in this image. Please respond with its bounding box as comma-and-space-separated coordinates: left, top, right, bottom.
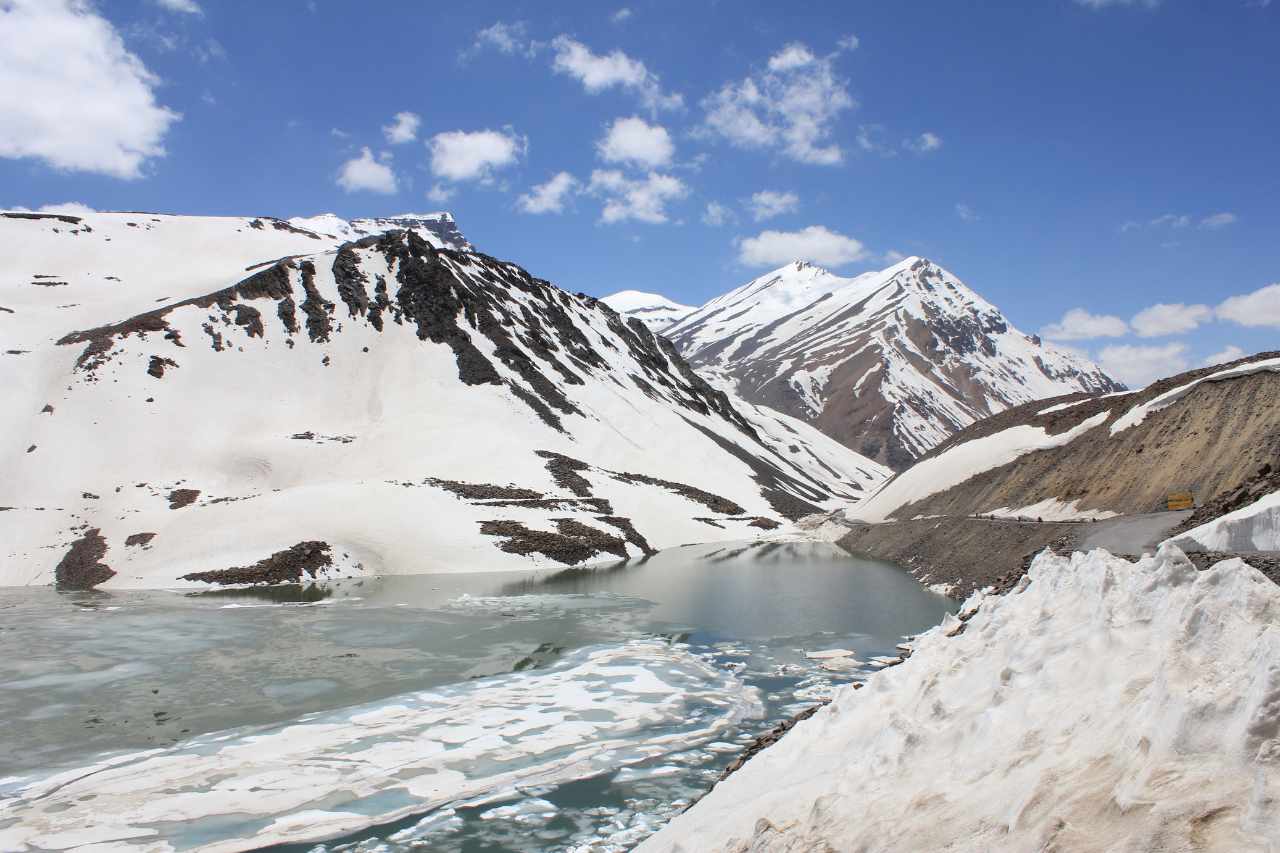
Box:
0, 639, 762, 852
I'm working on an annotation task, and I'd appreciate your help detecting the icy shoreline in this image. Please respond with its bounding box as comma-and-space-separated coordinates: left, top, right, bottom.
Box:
640, 545, 1280, 852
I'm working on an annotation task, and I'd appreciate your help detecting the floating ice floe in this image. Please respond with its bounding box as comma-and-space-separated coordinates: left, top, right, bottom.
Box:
0, 640, 763, 852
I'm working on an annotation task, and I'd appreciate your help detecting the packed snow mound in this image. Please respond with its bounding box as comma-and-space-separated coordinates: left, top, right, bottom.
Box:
600, 290, 696, 331
849, 412, 1109, 522
1170, 489, 1280, 552
0, 229, 888, 589
642, 545, 1280, 852
663, 257, 1121, 470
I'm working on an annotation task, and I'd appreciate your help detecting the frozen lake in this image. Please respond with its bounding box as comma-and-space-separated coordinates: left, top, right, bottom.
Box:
0, 541, 954, 852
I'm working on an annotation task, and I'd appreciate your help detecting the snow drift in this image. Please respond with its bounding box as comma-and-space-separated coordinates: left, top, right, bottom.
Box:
1171, 490, 1280, 553
642, 545, 1280, 852
0, 224, 888, 588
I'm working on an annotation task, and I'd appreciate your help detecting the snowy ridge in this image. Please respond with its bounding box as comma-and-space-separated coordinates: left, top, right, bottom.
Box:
665, 258, 1122, 469
600, 290, 696, 332
0, 229, 888, 588
642, 546, 1280, 852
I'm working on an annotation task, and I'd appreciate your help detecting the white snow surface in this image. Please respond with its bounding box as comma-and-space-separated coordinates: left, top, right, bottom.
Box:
848, 412, 1109, 522
1170, 489, 1280, 552
986, 497, 1120, 522
641, 545, 1280, 852
600, 290, 696, 331
663, 258, 1120, 462
1110, 356, 1280, 435
0, 222, 887, 588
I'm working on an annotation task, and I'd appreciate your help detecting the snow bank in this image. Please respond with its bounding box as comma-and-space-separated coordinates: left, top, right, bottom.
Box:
1170, 489, 1280, 552
1111, 356, 1280, 435
850, 411, 1108, 522
641, 546, 1280, 852
985, 497, 1119, 522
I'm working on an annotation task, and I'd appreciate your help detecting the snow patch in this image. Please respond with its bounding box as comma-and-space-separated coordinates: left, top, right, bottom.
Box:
985, 497, 1119, 522
641, 546, 1280, 852
1169, 489, 1280, 552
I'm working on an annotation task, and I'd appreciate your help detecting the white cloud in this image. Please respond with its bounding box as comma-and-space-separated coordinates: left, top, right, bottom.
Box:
1075, 0, 1161, 8
550, 35, 682, 113
426, 184, 454, 204
596, 116, 674, 168
1217, 282, 1280, 328
1151, 213, 1191, 228
612, 7, 633, 23
855, 124, 896, 157
955, 203, 979, 222
336, 147, 397, 194
748, 190, 799, 222
152, 0, 202, 14
465, 21, 539, 59
587, 170, 687, 224
382, 111, 421, 145
767, 43, 815, 72
1041, 308, 1129, 341
883, 249, 908, 264
517, 171, 580, 214
904, 132, 943, 153
700, 42, 854, 165
3, 201, 99, 216
736, 225, 868, 268
1200, 211, 1238, 229
0, 0, 180, 180
702, 201, 735, 226
1097, 343, 1188, 389
428, 128, 525, 183
1130, 302, 1212, 337
836, 34, 860, 52
1204, 345, 1245, 367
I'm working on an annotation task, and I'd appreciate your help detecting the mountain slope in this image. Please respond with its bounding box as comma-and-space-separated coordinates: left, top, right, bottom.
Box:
665, 258, 1122, 470
600, 289, 696, 331
850, 352, 1280, 524
0, 229, 889, 589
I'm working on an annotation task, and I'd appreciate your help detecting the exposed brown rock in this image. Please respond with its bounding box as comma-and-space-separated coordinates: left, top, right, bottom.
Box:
55, 528, 114, 590
180, 541, 333, 585
167, 489, 200, 509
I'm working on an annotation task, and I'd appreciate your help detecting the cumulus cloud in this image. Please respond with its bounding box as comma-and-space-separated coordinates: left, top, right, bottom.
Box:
426, 184, 454, 204
767, 43, 816, 72
702, 201, 735, 226
336, 147, 397, 194
1151, 213, 1191, 228
1200, 211, 1238, 229
612, 7, 633, 23
382, 111, 421, 145
1041, 308, 1130, 341
904, 132, 943, 153
836, 34, 860, 52
517, 171, 580, 214
464, 21, 540, 59
700, 42, 853, 165
428, 128, 525, 182
551, 36, 682, 113
1097, 343, 1188, 389
587, 170, 687, 224
748, 190, 799, 222
955, 203, 979, 222
596, 116, 674, 168
883, 249, 908, 264
1129, 302, 1212, 337
3, 201, 99, 216
1216, 282, 1280, 328
736, 225, 868, 268
0, 0, 180, 179
152, 0, 202, 13
1204, 345, 1245, 367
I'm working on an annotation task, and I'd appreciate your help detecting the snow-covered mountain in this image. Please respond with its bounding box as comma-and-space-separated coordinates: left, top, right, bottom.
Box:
0, 218, 889, 589
288, 211, 472, 251
600, 289, 696, 331
664, 258, 1123, 470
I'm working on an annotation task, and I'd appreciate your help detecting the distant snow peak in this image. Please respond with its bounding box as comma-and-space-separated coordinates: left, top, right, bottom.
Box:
666, 255, 1123, 470
600, 289, 695, 331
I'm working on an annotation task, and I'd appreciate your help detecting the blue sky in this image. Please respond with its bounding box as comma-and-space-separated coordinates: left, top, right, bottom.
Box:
2, 0, 1277, 386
